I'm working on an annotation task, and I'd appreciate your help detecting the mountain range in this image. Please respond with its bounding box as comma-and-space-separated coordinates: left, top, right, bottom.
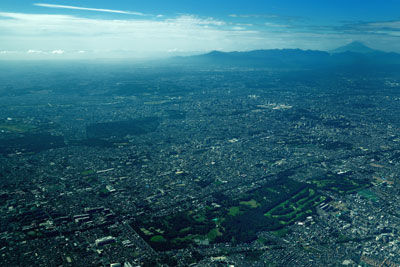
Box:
170, 42, 400, 71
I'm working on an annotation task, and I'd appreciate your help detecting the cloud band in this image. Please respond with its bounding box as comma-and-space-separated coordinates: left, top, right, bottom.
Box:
34, 3, 144, 16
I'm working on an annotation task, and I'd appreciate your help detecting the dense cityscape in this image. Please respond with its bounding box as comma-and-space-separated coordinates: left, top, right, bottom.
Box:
1, 57, 400, 266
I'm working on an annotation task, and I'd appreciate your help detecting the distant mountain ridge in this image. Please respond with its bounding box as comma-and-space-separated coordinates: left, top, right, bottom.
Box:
170, 42, 400, 70
186, 49, 331, 68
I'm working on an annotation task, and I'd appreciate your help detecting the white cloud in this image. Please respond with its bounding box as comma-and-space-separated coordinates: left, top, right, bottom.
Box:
27, 49, 44, 54
265, 22, 290, 28
165, 15, 226, 26
236, 23, 254, 27
51, 49, 64, 54
232, 26, 245, 31
34, 3, 145, 16
229, 14, 279, 19
365, 21, 400, 29
0, 50, 17, 54
0, 12, 261, 58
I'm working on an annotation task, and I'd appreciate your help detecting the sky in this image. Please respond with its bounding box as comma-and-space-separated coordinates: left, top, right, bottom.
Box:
0, 0, 400, 59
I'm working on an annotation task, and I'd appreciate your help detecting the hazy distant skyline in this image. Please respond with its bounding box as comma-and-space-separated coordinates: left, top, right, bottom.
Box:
1, 0, 400, 59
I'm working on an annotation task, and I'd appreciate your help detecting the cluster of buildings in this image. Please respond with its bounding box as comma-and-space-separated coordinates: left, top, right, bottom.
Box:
0, 68, 400, 265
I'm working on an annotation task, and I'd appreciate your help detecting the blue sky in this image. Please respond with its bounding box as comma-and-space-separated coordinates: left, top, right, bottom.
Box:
1, 0, 399, 59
